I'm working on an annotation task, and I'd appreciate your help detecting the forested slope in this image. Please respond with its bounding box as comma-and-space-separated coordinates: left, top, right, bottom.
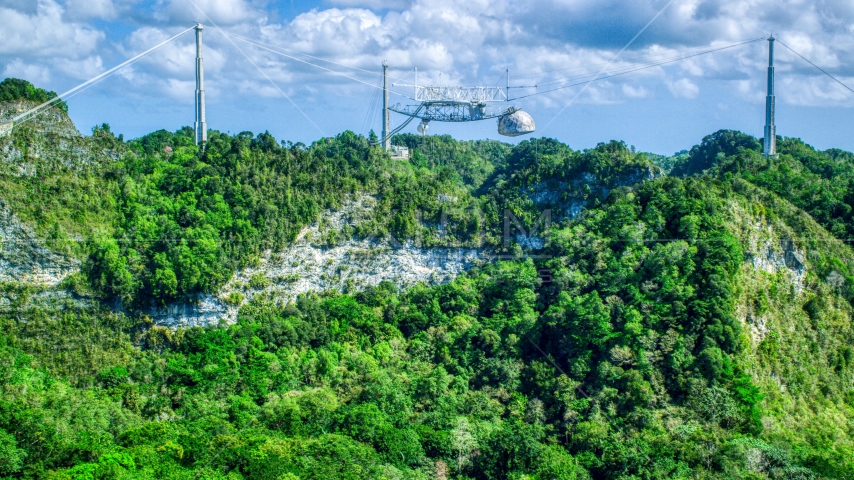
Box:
1, 79, 854, 479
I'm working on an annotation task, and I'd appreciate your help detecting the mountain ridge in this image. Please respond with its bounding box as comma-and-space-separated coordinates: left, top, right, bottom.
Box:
1, 78, 854, 479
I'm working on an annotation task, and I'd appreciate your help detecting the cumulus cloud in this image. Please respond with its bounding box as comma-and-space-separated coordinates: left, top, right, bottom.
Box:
11, 0, 854, 102
164, 78, 195, 100
63, 0, 119, 20
123, 26, 226, 77
2, 0, 854, 141
668, 78, 699, 98
623, 84, 649, 98
0, 0, 39, 14
324, 0, 412, 9
780, 74, 854, 106
55, 55, 105, 80
156, 0, 265, 26
279, 8, 385, 59
0, 0, 103, 58
3, 60, 51, 85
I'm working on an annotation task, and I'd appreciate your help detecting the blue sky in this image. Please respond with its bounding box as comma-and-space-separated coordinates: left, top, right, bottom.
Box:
2, 0, 853, 154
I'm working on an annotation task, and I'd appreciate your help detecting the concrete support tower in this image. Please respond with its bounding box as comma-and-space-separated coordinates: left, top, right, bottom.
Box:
763, 36, 776, 157
382, 61, 390, 151
194, 23, 207, 146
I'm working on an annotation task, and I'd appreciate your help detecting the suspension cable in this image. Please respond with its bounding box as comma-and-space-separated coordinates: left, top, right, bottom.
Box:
232, 31, 418, 88
511, 41, 761, 81
11, 26, 195, 125
221, 31, 412, 84
374, 104, 424, 145
215, 30, 415, 100
360, 72, 382, 135
512, 37, 766, 101
535, 0, 676, 132
532, 39, 768, 88
187, 0, 325, 136
777, 40, 854, 96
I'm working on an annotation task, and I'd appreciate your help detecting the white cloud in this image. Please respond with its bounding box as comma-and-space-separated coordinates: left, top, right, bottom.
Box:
156, 0, 263, 26
4, 0, 854, 141
0, 0, 37, 13
780, 74, 854, 107
282, 8, 385, 58
779, 33, 841, 69
63, 0, 118, 20
55, 55, 105, 80
623, 84, 649, 98
3, 59, 51, 85
165, 78, 195, 99
324, 0, 412, 10
668, 78, 699, 98
235, 79, 288, 98
122, 27, 226, 77
0, 0, 103, 58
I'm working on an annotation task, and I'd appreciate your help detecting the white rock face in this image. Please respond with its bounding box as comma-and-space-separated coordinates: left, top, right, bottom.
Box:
525, 166, 661, 221
150, 196, 485, 329
148, 294, 239, 329
736, 218, 808, 345
744, 222, 806, 291
744, 312, 770, 344
0, 201, 79, 286
0, 101, 106, 178
0, 100, 80, 138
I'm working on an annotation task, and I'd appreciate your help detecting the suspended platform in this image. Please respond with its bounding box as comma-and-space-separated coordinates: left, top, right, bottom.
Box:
386, 84, 536, 138
389, 101, 507, 122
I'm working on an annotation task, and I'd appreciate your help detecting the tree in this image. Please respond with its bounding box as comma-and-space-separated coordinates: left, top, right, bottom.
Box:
0, 429, 25, 476
451, 417, 478, 473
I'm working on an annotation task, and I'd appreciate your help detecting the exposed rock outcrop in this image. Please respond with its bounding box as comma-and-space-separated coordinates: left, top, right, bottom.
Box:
0, 100, 111, 177
149, 196, 485, 328
148, 294, 238, 329
745, 227, 806, 291
0, 200, 79, 286
0, 100, 80, 138
525, 165, 660, 220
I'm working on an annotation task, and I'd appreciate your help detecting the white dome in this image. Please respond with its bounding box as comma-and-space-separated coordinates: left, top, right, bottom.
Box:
498, 109, 536, 137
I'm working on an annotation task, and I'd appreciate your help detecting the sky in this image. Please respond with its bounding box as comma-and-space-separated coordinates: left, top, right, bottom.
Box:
1, 0, 853, 154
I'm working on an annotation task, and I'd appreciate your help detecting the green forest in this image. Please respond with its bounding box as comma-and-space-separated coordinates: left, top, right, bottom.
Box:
2, 79, 854, 479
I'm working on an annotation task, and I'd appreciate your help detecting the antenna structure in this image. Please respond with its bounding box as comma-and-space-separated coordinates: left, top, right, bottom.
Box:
194, 23, 207, 146
763, 35, 776, 157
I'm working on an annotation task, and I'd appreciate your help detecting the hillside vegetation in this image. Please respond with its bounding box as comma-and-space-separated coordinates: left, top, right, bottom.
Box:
1, 79, 854, 479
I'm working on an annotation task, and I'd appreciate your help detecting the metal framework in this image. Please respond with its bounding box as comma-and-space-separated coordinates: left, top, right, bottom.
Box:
390, 101, 510, 122
414, 85, 508, 103
382, 78, 517, 127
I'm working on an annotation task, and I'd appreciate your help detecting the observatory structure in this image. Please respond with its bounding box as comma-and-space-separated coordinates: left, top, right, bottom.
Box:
379, 66, 536, 146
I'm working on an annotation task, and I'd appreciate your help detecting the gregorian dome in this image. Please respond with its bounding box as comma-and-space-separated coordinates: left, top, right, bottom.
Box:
498, 107, 536, 137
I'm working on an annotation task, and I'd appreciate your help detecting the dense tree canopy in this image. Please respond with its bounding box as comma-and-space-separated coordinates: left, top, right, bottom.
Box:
1, 116, 853, 478
0, 78, 67, 113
